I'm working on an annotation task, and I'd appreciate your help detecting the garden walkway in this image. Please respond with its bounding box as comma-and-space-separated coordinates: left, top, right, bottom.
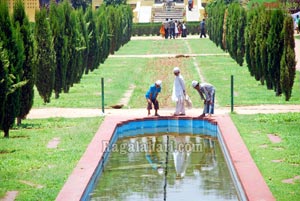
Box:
27, 105, 300, 119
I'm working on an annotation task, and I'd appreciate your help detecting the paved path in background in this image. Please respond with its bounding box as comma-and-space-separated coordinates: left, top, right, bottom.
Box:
27, 105, 300, 119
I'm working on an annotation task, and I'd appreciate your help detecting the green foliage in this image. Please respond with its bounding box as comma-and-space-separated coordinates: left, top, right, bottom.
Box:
206, 0, 226, 49
0, 1, 24, 137
104, 0, 126, 6
225, 3, 246, 66
49, 2, 68, 99
85, 6, 100, 73
107, 6, 120, 54
131, 22, 200, 36
35, 8, 56, 104
208, 1, 295, 101
280, 15, 296, 101
96, 5, 110, 64
0, 44, 8, 128
267, 9, 284, 95
255, 5, 271, 85
13, 0, 35, 122
245, 6, 259, 78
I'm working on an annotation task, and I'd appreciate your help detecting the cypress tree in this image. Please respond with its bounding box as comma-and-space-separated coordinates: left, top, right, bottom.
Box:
0, 1, 24, 137
76, 8, 88, 80
280, 15, 296, 101
267, 9, 284, 96
49, 2, 67, 99
96, 5, 110, 64
67, 10, 80, 86
35, 8, 56, 104
236, 6, 246, 66
13, 0, 35, 125
255, 6, 271, 85
85, 7, 99, 73
245, 7, 258, 78
226, 3, 238, 61
120, 5, 133, 45
0, 43, 8, 128
63, 8, 79, 91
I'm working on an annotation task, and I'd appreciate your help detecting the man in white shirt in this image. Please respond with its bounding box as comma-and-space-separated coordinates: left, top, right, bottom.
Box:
172, 67, 186, 116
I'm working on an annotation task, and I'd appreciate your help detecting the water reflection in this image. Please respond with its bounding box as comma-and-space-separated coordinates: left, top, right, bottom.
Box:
90, 134, 238, 201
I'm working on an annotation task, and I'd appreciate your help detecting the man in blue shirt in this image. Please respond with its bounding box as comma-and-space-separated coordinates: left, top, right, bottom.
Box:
145, 80, 162, 116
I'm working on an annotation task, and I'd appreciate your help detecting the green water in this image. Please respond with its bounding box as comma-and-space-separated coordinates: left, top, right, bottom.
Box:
90, 134, 238, 201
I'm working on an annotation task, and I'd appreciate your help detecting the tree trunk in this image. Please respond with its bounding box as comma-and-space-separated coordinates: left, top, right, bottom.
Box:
17, 117, 22, 126
4, 128, 9, 138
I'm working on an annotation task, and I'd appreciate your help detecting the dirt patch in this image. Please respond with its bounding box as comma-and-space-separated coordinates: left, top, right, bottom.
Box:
19, 180, 43, 189
282, 175, 300, 184
1, 191, 18, 201
267, 134, 282, 143
47, 137, 60, 149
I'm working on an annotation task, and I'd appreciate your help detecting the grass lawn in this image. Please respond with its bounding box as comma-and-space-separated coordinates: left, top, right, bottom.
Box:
231, 113, 300, 201
33, 38, 300, 108
0, 117, 103, 200
2, 36, 300, 200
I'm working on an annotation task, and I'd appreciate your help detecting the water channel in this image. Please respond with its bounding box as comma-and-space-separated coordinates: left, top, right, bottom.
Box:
90, 134, 238, 201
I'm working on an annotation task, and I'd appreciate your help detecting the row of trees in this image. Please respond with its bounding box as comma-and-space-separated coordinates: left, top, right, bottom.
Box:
0, 0, 133, 137
206, 1, 296, 101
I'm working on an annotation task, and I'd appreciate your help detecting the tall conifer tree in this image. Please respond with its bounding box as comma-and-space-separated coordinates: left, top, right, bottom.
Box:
0, 44, 8, 129
35, 8, 56, 103
0, 0, 24, 137
267, 9, 284, 95
13, 0, 35, 125
280, 15, 296, 101
50, 2, 67, 98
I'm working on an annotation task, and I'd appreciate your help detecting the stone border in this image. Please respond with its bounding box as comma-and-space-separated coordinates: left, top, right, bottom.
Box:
56, 114, 275, 201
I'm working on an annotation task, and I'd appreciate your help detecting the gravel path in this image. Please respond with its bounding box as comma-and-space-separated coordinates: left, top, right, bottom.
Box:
27, 105, 300, 119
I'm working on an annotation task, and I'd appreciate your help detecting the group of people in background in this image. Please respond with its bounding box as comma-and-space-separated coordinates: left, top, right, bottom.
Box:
160, 18, 187, 39
160, 18, 206, 39
145, 67, 215, 118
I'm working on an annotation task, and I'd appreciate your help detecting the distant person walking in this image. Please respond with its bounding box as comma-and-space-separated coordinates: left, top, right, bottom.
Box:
192, 81, 215, 118
181, 22, 187, 37
145, 80, 162, 116
163, 18, 170, 39
172, 67, 186, 116
169, 18, 175, 39
199, 19, 206, 38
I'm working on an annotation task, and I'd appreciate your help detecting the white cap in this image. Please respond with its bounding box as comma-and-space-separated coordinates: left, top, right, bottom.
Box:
192, 80, 199, 88
155, 80, 162, 86
173, 67, 180, 73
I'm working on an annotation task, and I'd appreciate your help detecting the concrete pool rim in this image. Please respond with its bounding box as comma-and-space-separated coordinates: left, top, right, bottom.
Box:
55, 114, 275, 201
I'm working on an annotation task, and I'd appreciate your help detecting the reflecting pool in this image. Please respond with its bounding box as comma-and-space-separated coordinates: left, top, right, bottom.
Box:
90, 134, 238, 201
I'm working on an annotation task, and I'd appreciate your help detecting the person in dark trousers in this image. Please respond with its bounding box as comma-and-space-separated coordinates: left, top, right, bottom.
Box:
181, 22, 187, 37
163, 18, 170, 39
192, 80, 215, 118
145, 80, 162, 116
169, 18, 175, 39
199, 19, 206, 38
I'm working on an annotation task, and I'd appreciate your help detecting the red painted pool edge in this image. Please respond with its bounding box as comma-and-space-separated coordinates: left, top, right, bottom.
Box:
55, 114, 275, 201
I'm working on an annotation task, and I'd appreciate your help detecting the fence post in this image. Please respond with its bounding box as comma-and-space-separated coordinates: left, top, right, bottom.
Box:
101, 77, 104, 114
231, 75, 234, 113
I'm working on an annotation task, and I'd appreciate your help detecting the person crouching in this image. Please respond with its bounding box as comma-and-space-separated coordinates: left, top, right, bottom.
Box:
145, 80, 162, 116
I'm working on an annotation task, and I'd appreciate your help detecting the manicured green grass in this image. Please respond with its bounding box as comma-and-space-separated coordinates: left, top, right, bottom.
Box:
33, 38, 300, 108
0, 117, 103, 200
231, 113, 300, 201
